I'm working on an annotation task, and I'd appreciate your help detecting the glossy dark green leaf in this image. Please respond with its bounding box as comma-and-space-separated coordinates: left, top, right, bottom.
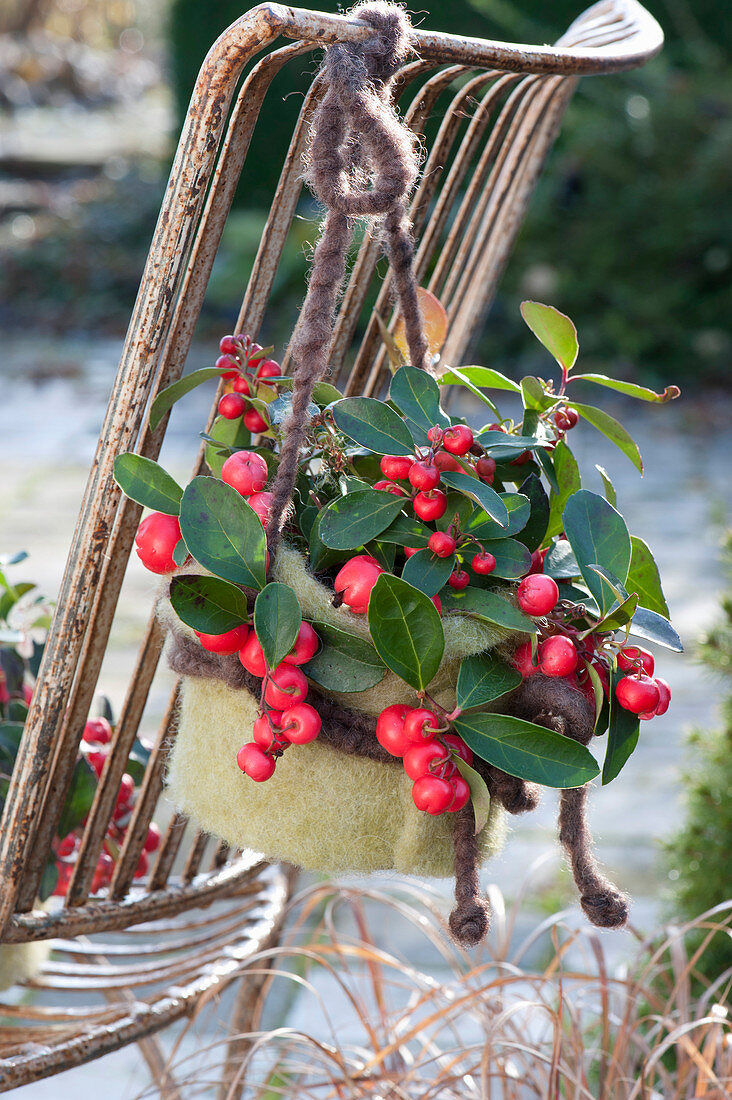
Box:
595, 592, 638, 633
332, 397, 415, 455
378, 514, 431, 549
456, 652, 522, 710
170, 574, 250, 634
569, 401, 643, 474
203, 415, 252, 477
602, 672, 640, 784
468, 539, 532, 580
464, 493, 530, 540
308, 510, 348, 573
303, 621, 385, 692
626, 536, 670, 618
439, 470, 508, 528
39, 860, 59, 903
126, 738, 151, 785
546, 441, 581, 539
629, 606, 683, 652
113, 454, 183, 515
57, 757, 97, 838
0, 722, 23, 774
179, 476, 267, 589
297, 505, 319, 544
368, 575, 444, 691
149, 367, 226, 431
319, 490, 406, 550
595, 464, 617, 508
535, 446, 560, 494
516, 474, 549, 552
454, 712, 598, 788
520, 300, 579, 371
454, 757, 492, 834
478, 431, 542, 459
563, 490, 631, 615
254, 583, 302, 669
365, 540, 396, 572
401, 548, 454, 596
572, 374, 680, 403
544, 539, 580, 579
436, 492, 474, 533
172, 538, 189, 567
441, 587, 537, 633
440, 365, 520, 394
389, 365, 449, 430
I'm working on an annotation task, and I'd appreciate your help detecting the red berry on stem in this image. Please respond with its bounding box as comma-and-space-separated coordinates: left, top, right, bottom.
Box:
615, 674, 660, 715
264, 663, 308, 709
373, 480, 406, 495
403, 741, 449, 780
239, 633, 267, 677
442, 425, 474, 456
380, 455, 413, 481
442, 732, 473, 765
254, 359, 282, 384
409, 461, 441, 491
232, 376, 251, 395
253, 710, 285, 750
431, 594, 442, 614
413, 490, 447, 521
404, 707, 441, 744
404, 546, 420, 559
144, 823, 161, 853
284, 621, 319, 665
135, 512, 182, 575
243, 408, 269, 433
517, 574, 559, 616
219, 335, 239, 356
617, 645, 655, 677
538, 635, 579, 677
412, 774, 453, 815
448, 569, 470, 590
526, 548, 547, 576
195, 623, 249, 654
475, 456, 496, 483
218, 393, 247, 420
221, 450, 269, 496
84, 717, 112, 745
57, 833, 77, 857
376, 704, 413, 757
512, 640, 538, 678
87, 750, 107, 777
653, 677, 671, 716
334, 555, 384, 614
428, 531, 456, 558
472, 551, 496, 575
280, 702, 321, 744
247, 491, 274, 527
447, 774, 471, 813
434, 451, 461, 473
427, 426, 443, 443
216, 353, 240, 379
116, 773, 135, 808
237, 742, 276, 781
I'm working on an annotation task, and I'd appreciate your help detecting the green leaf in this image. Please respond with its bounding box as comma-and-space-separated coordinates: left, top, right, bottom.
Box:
468, 539, 532, 580
389, 365, 449, 430
546, 441, 581, 539
583, 661, 605, 727
629, 606, 683, 652
464, 493, 530, 541
602, 672, 640, 784
302, 621, 385, 692
478, 431, 542, 458
204, 415, 252, 477
440, 587, 537, 633
535, 447, 560, 494
172, 538, 189, 567
169, 574, 250, 634
626, 536, 669, 618
569, 401, 643, 474
312, 381, 343, 406
521, 376, 556, 412
368, 575, 444, 691
435, 366, 500, 416
113, 454, 183, 515
179, 476, 267, 589
440, 365, 521, 394
39, 859, 59, 902
572, 374, 680, 403
378, 514, 431, 549
0, 551, 28, 567
126, 738, 151, 785
308, 510, 347, 573
563, 490, 631, 615
58, 757, 97, 838
0, 582, 36, 623
319, 491, 406, 551
595, 464, 617, 508
516, 474, 549, 552
254, 583, 302, 669
332, 397, 415, 455
454, 757, 492, 834
520, 300, 579, 372
544, 539, 580, 579
149, 367, 226, 431
456, 652, 522, 710
454, 712, 599, 788
0, 722, 23, 774
401, 548, 454, 596
594, 591, 638, 633
439, 471, 508, 528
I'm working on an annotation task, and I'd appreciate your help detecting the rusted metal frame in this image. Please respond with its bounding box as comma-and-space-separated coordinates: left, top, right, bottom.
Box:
110, 686, 180, 898
444, 80, 578, 367
148, 812, 189, 893
0, 868, 288, 1093
4, 855, 268, 944
181, 831, 210, 884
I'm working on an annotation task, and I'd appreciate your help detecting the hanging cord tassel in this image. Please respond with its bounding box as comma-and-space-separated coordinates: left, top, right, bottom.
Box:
449, 803, 492, 946
266, 1, 428, 558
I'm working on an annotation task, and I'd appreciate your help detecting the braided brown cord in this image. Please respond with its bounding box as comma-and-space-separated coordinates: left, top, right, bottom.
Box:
266, 2, 428, 559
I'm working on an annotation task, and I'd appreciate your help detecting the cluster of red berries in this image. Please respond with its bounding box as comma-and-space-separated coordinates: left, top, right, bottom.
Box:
233, 622, 322, 782
510, 572, 671, 721
215, 334, 282, 433
53, 717, 160, 897
376, 703, 472, 815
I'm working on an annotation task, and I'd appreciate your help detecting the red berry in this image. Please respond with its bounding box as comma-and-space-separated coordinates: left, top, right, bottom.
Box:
57, 833, 77, 857
144, 823, 161, 853
133, 851, 149, 880
433, 451, 461, 473
219, 335, 239, 357
376, 704, 413, 757
134, 512, 182, 575
232, 376, 251, 395
243, 408, 269, 433
428, 531, 456, 558
512, 640, 538, 678
447, 774, 471, 813
237, 742, 276, 781
334, 555, 384, 614
84, 717, 112, 745
510, 450, 532, 466
116, 773, 135, 807
92, 852, 115, 891
617, 645, 655, 677
538, 635, 579, 677
486, 423, 507, 433
472, 551, 496, 575
517, 574, 559, 616
380, 455, 413, 481
431, 594, 442, 614
442, 425, 474, 456
404, 547, 420, 559
526, 548, 547, 576
253, 710, 285, 749
554, 408, 579, 431
264, 663, 308, 709
409, 461, 440, 491
254, 359, 281, 384
247, 491, 274, 527
239, 633, 267, 677
221, 450, 269, 496
87, 750, 107, 777
475, 456, 496, 483
412, 774, 453, 815
427, 426, 444, 443
615, 674, 660, 715
216, 353, 240, 379
442, 733, 473, 765
218, 393, 247, 420
404, 707, 441, 744
280, 702, 321, 744
413, 490, 447, 521
195, 623, 249, 654
284, 622, 319, 665
373, 480, 406, 495
653, 677, 671, 716
403, 741, 449, 780
448, 569, 470, 590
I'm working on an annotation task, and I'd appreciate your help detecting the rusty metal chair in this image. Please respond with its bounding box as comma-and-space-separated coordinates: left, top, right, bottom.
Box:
0, 1, 663, 1094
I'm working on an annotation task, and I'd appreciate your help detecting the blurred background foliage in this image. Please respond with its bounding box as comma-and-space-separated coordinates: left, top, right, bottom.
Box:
0, 0, 729, 385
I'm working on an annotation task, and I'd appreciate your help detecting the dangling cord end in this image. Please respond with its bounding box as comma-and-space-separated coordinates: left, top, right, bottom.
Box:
448, 804, 491, 946
558, 786, 629, 929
